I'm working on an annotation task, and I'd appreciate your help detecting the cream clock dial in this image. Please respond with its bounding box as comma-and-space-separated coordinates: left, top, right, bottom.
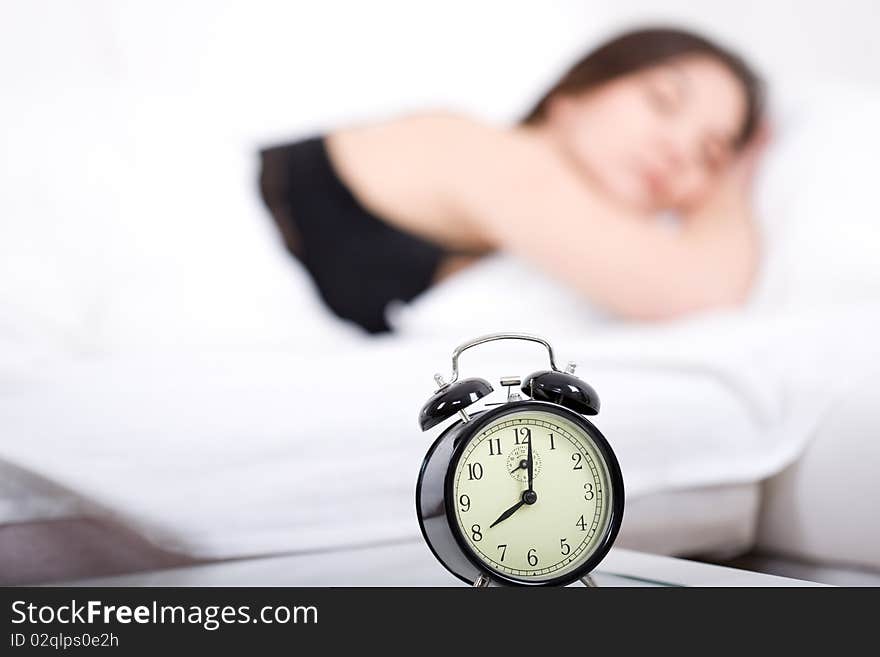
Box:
451, 409, 613, 582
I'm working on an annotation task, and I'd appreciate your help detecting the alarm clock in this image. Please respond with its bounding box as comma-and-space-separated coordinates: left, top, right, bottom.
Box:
416, 333, 624, 587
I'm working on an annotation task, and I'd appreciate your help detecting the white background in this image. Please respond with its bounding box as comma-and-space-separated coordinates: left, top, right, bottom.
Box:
2, 1, 879, 133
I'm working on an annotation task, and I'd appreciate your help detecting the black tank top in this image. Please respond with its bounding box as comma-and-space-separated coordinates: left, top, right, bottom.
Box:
258, 136, 450, 334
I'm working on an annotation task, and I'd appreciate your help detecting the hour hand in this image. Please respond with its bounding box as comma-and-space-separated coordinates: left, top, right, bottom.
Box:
489, 499, 525, 528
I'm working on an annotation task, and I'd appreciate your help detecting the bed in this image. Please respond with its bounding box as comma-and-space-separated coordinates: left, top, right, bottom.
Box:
2, 7, 880, 584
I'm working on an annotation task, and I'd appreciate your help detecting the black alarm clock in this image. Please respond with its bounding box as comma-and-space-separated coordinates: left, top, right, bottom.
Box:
416, 333, 624, 587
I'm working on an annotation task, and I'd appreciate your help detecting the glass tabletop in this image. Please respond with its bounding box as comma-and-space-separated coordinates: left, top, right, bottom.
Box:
58, 539, 822, 587
591, 548, 822, 587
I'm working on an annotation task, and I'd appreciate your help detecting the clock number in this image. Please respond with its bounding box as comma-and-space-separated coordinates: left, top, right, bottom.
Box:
571, 453, 583, 470
549, 433, 556, 450
576, 515, 588, 532
497, 544, 507, 562
560, 538, 571, 555
527, 548, 538, 567
459, 494, 471, 512
584, 483, 595, 501
487, 437, 502, 456
471, 524, 482, 542
514, 427, 531, 445
467, 463, 483, 480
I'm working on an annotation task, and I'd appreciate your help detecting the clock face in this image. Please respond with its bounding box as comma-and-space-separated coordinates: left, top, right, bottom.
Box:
449, 407, 616, 584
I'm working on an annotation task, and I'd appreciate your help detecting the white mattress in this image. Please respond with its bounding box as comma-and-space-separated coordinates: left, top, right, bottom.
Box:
0, 482, 760, 584
618, 483, 760, 559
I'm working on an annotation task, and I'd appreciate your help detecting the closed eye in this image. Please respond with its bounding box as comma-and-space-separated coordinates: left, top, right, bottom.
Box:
701, 139, 731, 172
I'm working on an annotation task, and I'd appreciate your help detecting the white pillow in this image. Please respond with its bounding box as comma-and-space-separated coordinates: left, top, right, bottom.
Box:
751, 83, 880, 307
387, 253, 613, 337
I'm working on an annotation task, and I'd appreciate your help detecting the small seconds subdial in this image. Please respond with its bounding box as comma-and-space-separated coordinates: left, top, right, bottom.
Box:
452, 409, 611, 582
506, 442, 542, 483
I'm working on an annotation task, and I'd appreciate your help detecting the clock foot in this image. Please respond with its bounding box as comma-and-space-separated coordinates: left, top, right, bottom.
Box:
472, 573, 491, 587
580, 574, 599, 588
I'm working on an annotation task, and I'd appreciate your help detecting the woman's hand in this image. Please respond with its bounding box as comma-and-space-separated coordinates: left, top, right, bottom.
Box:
449, 116, 774, 319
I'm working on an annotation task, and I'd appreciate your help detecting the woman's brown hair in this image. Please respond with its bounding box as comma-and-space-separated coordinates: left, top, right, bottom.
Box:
524, 27, 764, 149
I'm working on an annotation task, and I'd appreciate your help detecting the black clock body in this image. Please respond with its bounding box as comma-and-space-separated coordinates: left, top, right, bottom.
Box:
416, 399, 624, 587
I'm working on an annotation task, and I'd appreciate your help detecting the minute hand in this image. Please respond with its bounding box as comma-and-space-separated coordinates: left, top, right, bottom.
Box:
527, 431, 534, 491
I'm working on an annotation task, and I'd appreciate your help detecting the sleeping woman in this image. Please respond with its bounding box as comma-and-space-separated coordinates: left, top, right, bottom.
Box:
259, 27, 766, 334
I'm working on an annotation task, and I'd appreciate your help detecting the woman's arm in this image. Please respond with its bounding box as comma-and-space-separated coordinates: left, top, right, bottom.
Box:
447, 118, 761, 320
328, 113, 761, 319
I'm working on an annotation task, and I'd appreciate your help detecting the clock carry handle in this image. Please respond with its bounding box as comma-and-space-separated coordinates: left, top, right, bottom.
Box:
436, 332, 561, 389
418, 332, 599, 431
450, 332, 601, 417
419, 333, 558, 431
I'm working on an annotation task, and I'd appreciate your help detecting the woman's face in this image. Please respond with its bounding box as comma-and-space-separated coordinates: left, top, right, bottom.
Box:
545, 55, 748, 212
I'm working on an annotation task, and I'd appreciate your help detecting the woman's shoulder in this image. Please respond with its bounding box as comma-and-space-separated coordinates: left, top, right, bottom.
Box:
386, 113, 575, 187
328, 110, 526, 152
326, 109, 556, 195
325, 109, 574, 223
